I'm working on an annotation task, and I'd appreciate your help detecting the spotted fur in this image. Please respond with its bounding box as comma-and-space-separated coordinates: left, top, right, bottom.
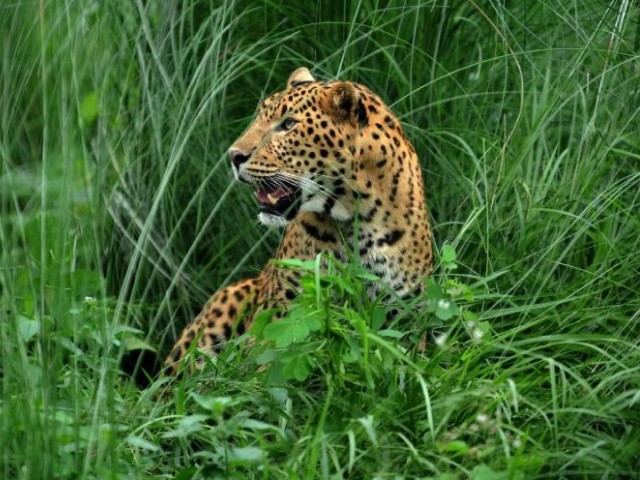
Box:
165, 67, 433, 374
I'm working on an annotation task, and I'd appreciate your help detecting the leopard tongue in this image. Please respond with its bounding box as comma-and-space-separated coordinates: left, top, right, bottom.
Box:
255, 186, 292, 205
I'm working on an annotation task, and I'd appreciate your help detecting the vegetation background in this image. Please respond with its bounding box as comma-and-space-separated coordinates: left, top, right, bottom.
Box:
1, 0, 639, 478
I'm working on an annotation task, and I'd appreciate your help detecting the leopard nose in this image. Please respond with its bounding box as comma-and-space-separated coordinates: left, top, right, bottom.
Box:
229, 149, 250, 169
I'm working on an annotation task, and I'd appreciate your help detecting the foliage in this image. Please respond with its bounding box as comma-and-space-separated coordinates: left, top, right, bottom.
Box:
1, 0, 639, 478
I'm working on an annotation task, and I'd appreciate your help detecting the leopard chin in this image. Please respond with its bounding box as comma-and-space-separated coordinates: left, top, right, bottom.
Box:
258, 212, 290, 227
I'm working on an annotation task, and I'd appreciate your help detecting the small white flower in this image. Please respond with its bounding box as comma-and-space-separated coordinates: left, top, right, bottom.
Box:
437, 299, 450, 310
475, 413, 489, 424
434, 333, 447, 347
472, 328, 484, 340
512, 437, 522, 449
83, 296, 96, 304
465, 320, 476, 330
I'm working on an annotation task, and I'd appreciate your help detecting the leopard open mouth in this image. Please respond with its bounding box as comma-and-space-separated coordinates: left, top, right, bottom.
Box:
253, 178, 301, 220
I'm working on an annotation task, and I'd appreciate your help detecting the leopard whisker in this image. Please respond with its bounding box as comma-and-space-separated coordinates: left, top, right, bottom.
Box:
278, 172, 349, 208
277, 172, 334, 197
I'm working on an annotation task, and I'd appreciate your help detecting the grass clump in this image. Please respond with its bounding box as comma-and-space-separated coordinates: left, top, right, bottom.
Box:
2, 0, 639, 478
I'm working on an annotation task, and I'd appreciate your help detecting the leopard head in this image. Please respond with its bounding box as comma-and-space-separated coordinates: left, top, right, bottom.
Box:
229, 67, 369, 226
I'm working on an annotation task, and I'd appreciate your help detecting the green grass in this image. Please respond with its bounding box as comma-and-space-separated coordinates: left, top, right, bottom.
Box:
2, 0, 639, 478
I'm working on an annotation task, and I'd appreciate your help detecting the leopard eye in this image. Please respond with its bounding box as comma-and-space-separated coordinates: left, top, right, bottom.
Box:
279, 117, 297, 131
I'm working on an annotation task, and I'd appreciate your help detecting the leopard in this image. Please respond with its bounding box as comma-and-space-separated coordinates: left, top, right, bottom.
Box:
165, 67, 433, 375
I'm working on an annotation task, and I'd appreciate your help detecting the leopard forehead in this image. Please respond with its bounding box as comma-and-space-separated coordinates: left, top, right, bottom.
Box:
246, 81, 396, 156
258, 82, 324, 121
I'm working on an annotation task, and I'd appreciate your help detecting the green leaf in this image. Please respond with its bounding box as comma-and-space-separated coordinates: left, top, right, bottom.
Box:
254, 349, 278, 365
282, 355, 311, 381
189, 393, 235, 415
263, 321, 291, 347
125, 434, 160, 452
162, 414, 208, 439
17, 315, 40, 342
228, 446, 264, 464
355, 271, 380, 282
122, 335, 156, 352
174, 467, 198, 480
80, 91, 99, 125
378, 329, 404, 338
268, 387, 289, 405
476, 321, 492, 335
438, 440, 470, 454
441, 244, 457, 263
288, 322, 310, 343
470, 465, 509, 480
426, 281, 443, 302
264, 319, 310, 348
462, 310, 479, 322
251, 308, 279, 339
302, 309, 324, 332
341, 348, 359, 363
263, 307, 324, 347
237, 418, 281, 432
273, 258, 316, 271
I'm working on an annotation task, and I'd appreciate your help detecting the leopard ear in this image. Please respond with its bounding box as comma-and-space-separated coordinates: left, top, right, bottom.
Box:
322, 82, 368, 126
287, 67, 315, 88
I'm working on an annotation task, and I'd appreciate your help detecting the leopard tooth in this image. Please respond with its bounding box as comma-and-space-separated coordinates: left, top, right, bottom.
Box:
267, 193, 279, 205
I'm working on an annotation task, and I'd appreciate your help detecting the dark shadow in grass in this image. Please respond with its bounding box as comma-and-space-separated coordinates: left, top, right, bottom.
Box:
119, 349, 163, 389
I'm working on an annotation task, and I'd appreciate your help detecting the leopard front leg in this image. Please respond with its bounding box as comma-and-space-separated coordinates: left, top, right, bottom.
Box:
164, 277, 260, 375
